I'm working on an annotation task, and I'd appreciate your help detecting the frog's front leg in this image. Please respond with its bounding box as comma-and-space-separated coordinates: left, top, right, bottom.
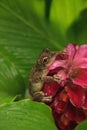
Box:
33, 91, 52, 102
32, 75, 59, 102
42, 75, 54, 82
32, 75, 56, 102
42, 75, 61, 83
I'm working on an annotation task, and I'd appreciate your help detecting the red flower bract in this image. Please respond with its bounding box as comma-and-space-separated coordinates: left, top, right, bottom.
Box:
42, 44, 87, 130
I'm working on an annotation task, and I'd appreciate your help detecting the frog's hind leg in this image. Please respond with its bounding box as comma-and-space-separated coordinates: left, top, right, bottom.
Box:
33, 91, 52, 102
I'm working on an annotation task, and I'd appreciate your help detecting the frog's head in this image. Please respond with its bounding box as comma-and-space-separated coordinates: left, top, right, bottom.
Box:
36, 48, 56, 69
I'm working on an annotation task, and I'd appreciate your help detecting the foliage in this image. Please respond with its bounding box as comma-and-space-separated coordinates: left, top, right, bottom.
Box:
0, 0, 87, 129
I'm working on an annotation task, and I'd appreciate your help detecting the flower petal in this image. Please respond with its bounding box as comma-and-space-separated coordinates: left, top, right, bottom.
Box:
52, 89, 68, 113
65, 102, 75, 120
42, 81, 59, 96
66, 85, 85, 108
48, 67, 61, 76
75, 109, 86, 123
72, 69, 87, 87
48, 60, 65, 70
66, 44, 77, 60
55, 100, 66, 114
82, 90, 87, 110
77, 58, 87, 68
74, 44, 87, 60
57, 70, 67, 86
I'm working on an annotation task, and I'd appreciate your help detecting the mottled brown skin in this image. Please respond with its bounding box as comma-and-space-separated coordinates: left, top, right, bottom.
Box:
29, 48, 57, 102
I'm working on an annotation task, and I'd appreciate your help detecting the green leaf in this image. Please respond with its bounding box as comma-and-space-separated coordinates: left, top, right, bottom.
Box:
75, 120, 87, 130
0, 0, 63, 81
0, 99, 58, 130
50, 0, 87, 35
0, 48, 25, 104
44, 0, 52, 20
67, 8, 87, 44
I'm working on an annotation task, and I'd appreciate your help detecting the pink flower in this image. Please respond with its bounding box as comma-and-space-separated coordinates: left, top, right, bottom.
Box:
42, 44, 87, 130
48, 44, 87, 108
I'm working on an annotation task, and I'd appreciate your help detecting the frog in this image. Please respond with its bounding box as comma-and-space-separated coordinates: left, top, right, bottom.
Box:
29, 48, 57, 102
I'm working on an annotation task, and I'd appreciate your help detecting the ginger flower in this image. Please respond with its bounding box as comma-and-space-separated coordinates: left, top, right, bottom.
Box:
42, 44, 87, 130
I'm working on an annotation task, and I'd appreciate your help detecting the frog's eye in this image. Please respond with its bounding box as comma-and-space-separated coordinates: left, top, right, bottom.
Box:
42, 56, 48, 63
